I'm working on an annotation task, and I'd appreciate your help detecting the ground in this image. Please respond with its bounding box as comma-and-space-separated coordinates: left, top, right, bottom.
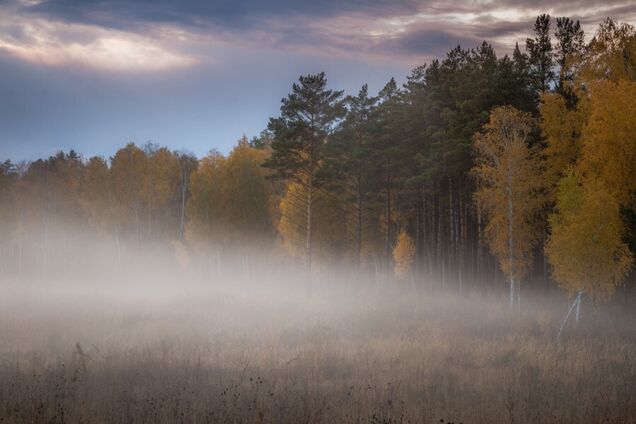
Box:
0, 279, 635, 423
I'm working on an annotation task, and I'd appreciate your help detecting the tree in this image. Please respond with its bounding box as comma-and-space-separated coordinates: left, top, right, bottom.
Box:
546, 172, 632, 302
472, 106, 543, 309
220, 137, 273, 243
509, 43, 535, 112
80, 157, 113, 234
249, 130, 273, 150
186, 139, 274, 248
278, 181, 350, 267
393, 230, 415, 280
324, 84, 378, 269
581, 19, 636, 83
542, 22, 636, 310
526, 14, 554, 95
263, 72, 345, 281
110, 143, 148, 242
578, 80, 636, 208
554, 17, 585, 99
142, 145, 180, 240
175, 151, 198, 241
0, 160, 17, 273
540, 91, 588, 201
79, 156, 122, 262
186, 150, 225, 246
369, 78, 405, 273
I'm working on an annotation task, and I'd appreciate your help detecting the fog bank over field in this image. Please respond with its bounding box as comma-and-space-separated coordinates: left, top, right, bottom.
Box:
1, 230, 636, 423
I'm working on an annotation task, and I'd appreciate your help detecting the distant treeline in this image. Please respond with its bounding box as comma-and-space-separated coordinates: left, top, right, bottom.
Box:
1, 16, 635, 302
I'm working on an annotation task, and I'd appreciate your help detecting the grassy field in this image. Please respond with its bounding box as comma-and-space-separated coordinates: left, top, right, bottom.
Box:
0, 279, 635, 423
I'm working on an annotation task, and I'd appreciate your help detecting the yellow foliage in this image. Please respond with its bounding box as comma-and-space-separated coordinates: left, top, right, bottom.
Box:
540, 92, 588, 200
277, 181, 350, 265
80, 156, 114, 234
186, 140, 274, 248
110, 143, 148, 234
472, 106, 544, 282
221, 140, 272, 241
277, 181, 306, 258
579, 80, 636, 208
579, 19, 636, 83
143, 147, 180, 238
186, 150, 225, 247
546, 172, 633, 299
541, 24, 636, 301
393, 230, 415, 279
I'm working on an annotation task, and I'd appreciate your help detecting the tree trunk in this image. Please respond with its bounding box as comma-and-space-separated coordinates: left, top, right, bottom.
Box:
355, 178, 362, 270
42, 211, 49, 281
115, 228, 122, 265
509, 274, 515, 311
476, 193, 483, 284
385, 159, 392, 274
557, 291, 583, 341
507, 163, 515, 311
18, 209, 23, 279
449, 178, 454, 287
179, 169, 187, 241
306, 174, 313, 294
437, 187, 443, 288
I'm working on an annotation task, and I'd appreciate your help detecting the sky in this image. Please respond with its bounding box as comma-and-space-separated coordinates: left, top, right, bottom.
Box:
1, 0, 635, 161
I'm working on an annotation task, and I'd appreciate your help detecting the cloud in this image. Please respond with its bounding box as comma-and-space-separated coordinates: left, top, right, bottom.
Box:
1, 0, 636, 71
0, 2, 195, 71
386, 28, 484, 57
22, 0, 422, 29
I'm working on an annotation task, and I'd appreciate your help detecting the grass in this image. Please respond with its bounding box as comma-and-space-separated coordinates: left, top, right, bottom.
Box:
0, 279, 635, 423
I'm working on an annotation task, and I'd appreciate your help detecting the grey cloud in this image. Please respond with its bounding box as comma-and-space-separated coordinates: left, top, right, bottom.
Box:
22, 0, 421, 30
389, 28, 485, 57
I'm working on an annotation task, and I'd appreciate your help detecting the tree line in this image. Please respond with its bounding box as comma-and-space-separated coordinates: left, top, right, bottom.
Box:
1, 16, 635, 304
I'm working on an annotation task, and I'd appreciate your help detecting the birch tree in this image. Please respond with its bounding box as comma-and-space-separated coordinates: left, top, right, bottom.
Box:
472, 106, 543, 309
546, 172, 632, 303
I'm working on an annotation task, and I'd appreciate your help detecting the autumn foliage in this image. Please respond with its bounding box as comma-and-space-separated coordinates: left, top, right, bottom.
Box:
472, 106, 543, 305
393, 230, 415, 280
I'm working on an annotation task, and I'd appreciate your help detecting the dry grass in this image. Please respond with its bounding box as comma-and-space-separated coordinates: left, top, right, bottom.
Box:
0, 281, 635, 423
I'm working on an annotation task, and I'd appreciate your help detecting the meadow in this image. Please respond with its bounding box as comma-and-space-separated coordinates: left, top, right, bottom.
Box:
1, 271, 635, 424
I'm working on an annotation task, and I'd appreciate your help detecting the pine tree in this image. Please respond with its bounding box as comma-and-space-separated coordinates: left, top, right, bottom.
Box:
554, 17, 585, 101
526, 14, 554, 95
324, 84, 378, 269
262, 72, 346, 281
368, 78, 405, 273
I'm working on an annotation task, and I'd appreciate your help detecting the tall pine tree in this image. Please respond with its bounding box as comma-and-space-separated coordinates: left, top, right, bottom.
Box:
263, 72, 345, 282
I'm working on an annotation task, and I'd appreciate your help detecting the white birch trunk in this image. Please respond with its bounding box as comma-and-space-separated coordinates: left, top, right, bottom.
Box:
507, 157, 515, 311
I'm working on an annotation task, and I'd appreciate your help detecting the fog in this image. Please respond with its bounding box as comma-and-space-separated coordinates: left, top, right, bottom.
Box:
1, 225, 636, 423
